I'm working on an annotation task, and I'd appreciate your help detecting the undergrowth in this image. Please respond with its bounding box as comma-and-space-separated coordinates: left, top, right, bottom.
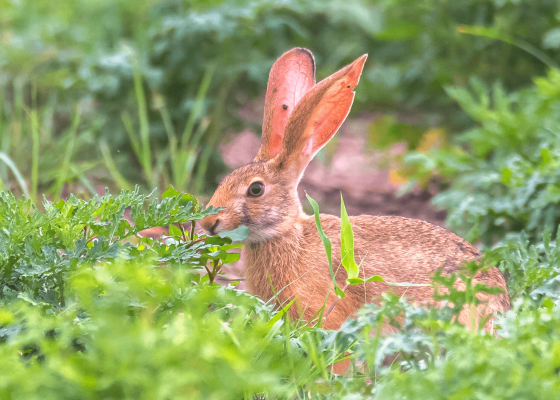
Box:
0, 185, 558, 399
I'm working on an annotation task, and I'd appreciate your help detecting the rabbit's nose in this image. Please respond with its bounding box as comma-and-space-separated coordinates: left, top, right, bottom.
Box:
209, 219, 220, 236
200, 215, 220, 235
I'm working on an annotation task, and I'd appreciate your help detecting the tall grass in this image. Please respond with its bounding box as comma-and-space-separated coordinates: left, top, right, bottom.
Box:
0, 61, 220, 203
109, 64, 217, 195
0, 80, 98, 202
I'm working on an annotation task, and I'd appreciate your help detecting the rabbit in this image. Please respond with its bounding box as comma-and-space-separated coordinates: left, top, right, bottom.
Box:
200, 47, 510, 332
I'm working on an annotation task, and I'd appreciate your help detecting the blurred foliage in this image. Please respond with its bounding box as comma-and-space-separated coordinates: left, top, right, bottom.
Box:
406, 69, 560, 247
1, 240, 559, 398
2, 0, 560, 194
490, 227, 560, 300
374, 299, 560, 400
0, 261, 300, 399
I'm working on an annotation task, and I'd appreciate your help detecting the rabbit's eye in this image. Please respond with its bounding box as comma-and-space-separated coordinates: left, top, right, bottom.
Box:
247, 182, 265, 197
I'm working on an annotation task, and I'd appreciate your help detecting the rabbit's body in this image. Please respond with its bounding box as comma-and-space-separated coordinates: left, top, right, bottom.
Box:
201, 47, 510, 331
244, 213, 509, 329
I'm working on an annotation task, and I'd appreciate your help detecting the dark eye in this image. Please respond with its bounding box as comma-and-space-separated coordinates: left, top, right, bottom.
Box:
247, 181, 265, 197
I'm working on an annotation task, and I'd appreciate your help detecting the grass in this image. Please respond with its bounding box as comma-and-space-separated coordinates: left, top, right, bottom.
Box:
0, 80, 103, 202
0, 66, 217, 202
105, 64, 217, 195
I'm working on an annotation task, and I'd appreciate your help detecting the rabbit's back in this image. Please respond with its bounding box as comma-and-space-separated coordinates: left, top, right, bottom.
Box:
305, 214, 480, 282
294, 214, 510, 328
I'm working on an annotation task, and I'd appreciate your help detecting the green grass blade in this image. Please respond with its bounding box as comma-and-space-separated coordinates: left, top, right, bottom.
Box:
265, 297, 296, 331
53, 109, 81, 199
70, 165, 98, 197
122, 112, 142, 162
458, 25, 559, 69
340, 193, 359, 280
132, 66, 152, 180
0, 84, 6, 182
30, 109, 40, 203
0, 152, 29, 197
193, 145, 212, 194
99, 140, 132, 191
306, 193, 345, 299
157, 102, 180, 187
181, 68, 213, 152
192, 81, 226, 194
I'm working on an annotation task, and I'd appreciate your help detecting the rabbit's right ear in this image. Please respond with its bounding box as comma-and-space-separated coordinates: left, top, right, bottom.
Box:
255, 48, 316, 162
277, 54, 367, 176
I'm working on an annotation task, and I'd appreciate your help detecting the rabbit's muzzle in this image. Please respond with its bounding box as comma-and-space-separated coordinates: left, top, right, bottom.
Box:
200, 214, 221, 236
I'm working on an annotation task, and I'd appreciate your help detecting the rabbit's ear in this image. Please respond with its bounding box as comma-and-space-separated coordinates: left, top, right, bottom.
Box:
255, 48, 316, 161
278, 54, 367, 173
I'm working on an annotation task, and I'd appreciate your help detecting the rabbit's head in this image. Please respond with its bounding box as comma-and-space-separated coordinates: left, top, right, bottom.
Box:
201, 48, 367, 243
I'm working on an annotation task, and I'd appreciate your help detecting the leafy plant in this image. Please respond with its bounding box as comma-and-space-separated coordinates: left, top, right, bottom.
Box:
0, 260, 309, 400
488, 226, 560, 301
405, 70, 560, 247
0, 186, 246, 311
0, 191, 557, 399
374, 299, 560, 400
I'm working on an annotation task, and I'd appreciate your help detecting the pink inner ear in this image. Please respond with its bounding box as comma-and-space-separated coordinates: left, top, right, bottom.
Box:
264, 49, 315, 157
304, 54, 367, 156
308, 91, 355, 155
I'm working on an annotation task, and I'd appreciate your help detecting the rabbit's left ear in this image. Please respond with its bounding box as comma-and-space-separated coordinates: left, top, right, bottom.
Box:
278, 54, 367, 173
255, 48, 316, 161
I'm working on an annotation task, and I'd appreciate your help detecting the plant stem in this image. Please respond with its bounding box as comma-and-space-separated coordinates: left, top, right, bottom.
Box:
58, 271, 65, 308
190, 220, 196, 242
324, 282, 350, 321
177, 223, 187, 241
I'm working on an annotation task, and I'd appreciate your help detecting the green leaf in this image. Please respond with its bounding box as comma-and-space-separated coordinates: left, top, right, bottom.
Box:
265, 297, 296, 331
347, 274, 425, 287
223, 252, 240, 263
340, 194, 359, 281
168, 224, 182, 238
217, 225, 249, 242
543, 28, 560, 49
162, 185, 199, 209
458, 25, 559, 69
306, 193, 344, 299
346, 278, 365, 285
161, 186, 180, 198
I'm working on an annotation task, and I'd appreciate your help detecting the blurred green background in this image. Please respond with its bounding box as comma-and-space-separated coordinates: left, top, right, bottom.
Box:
2, 0, 560, 203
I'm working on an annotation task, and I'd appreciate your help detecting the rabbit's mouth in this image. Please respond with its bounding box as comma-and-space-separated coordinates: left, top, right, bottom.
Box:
244, 221, 284, 243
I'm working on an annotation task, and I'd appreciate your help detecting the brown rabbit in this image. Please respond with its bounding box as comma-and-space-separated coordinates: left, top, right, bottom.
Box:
200, 48, 510, 331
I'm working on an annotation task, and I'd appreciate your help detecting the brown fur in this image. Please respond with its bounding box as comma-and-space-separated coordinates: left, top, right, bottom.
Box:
200, 48, 510, 333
